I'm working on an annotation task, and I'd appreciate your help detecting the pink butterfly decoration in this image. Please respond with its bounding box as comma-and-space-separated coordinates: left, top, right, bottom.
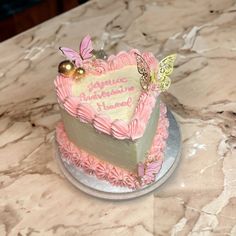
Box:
59, 35, 93, 67
138, 160, 162, 184
138, 162, 145, 177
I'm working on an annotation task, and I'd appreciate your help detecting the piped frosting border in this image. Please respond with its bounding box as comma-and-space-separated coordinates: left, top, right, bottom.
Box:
54, 49, 159, 140
56, 103, 169, 189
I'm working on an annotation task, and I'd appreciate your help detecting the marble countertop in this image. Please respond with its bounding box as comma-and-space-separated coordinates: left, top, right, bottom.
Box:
1, 0, 236, 235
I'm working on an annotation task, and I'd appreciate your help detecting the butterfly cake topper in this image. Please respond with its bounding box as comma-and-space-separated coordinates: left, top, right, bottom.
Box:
135, 53, 176, 92
137, 160, 163, 185
58, 35, 94, 80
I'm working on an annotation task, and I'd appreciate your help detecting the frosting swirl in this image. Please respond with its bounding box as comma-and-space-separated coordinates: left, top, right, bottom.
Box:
111, 120, 129, 140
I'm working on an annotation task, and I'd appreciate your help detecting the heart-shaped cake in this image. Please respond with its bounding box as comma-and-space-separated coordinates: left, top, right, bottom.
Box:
55, 49, 159, 140
55, 37, 175, 189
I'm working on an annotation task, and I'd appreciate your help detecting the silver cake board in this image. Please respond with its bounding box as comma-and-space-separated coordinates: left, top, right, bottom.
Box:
54, 110, 181, 200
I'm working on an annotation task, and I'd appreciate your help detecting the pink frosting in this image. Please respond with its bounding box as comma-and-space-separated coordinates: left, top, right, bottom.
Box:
83, 156, 99, 175
64, 97, 78, 117
107, 55, 122, 71
133, 92, 158, 123
83, 59, 110, 76
54, 75, 71, 104
96, 162, 113, 180
128, 119, 145, 140
93, 114, 112, 135
56, 103, 169, 189
142, 52, 158, 71
77, 103, 95, 123
55, 50, 159, 141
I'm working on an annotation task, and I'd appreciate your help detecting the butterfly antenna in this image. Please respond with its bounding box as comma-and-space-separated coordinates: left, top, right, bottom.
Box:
59, 47, 64, 54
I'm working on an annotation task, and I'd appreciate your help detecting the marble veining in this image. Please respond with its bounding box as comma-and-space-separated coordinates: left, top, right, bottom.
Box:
0, 0, 236, 235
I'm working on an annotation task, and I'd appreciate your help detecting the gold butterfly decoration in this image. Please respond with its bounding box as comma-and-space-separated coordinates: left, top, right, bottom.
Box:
135, 53, 176, 92
135, 53, 151, 91
158, 54, 176, 91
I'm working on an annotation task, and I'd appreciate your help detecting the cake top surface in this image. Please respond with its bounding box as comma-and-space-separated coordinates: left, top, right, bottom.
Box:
72, 65, 141, 122
55, 35, 176, 140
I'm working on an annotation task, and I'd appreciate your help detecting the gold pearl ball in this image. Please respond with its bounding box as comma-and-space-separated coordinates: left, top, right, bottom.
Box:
58, 60, 75, 77
73, 67, 85, 80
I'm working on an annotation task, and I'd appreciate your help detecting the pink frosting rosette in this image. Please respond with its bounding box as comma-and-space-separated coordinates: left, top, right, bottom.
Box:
146, 153, 160, 163
56, 123, 66, 140
157, 125, 169, 140
77, 151, 89, 169
73, 157, 83, 168
160, 116, 169, 131
149, 139, 164, 155
95, 162, 113, 180
84, 59, 110, 75
128, 118, 145, 140
83, 156, 99, 175
59, 140, 77, 163
69, 143, 80, 160
123, 174, 139, 189
160, 103, 167, 115
108, 166, 129, 187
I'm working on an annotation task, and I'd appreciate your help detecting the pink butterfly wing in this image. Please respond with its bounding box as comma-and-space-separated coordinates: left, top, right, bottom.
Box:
145, 161, 162, 178
59, 47, 82, 67
138, 162, 145, 177
79, 35, 93, 60
143, 175, 155, 183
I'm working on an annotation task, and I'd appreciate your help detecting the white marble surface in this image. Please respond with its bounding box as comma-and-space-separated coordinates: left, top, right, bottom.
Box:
0, 0, 236, 235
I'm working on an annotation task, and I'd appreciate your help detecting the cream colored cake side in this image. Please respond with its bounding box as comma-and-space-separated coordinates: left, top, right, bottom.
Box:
60, 98, 160, 172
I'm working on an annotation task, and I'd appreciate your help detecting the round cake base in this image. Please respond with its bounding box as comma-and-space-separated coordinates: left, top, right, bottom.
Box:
54, 110, 181, 200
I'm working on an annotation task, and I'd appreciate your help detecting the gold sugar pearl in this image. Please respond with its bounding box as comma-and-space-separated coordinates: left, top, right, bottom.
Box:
58, 60, 75, 77
73, 67, 85, 80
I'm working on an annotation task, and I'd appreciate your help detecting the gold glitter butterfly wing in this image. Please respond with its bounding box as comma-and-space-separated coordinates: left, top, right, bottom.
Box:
135, 53, 151, 91
158, 54, 176, 92
140, 74, 150, 91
